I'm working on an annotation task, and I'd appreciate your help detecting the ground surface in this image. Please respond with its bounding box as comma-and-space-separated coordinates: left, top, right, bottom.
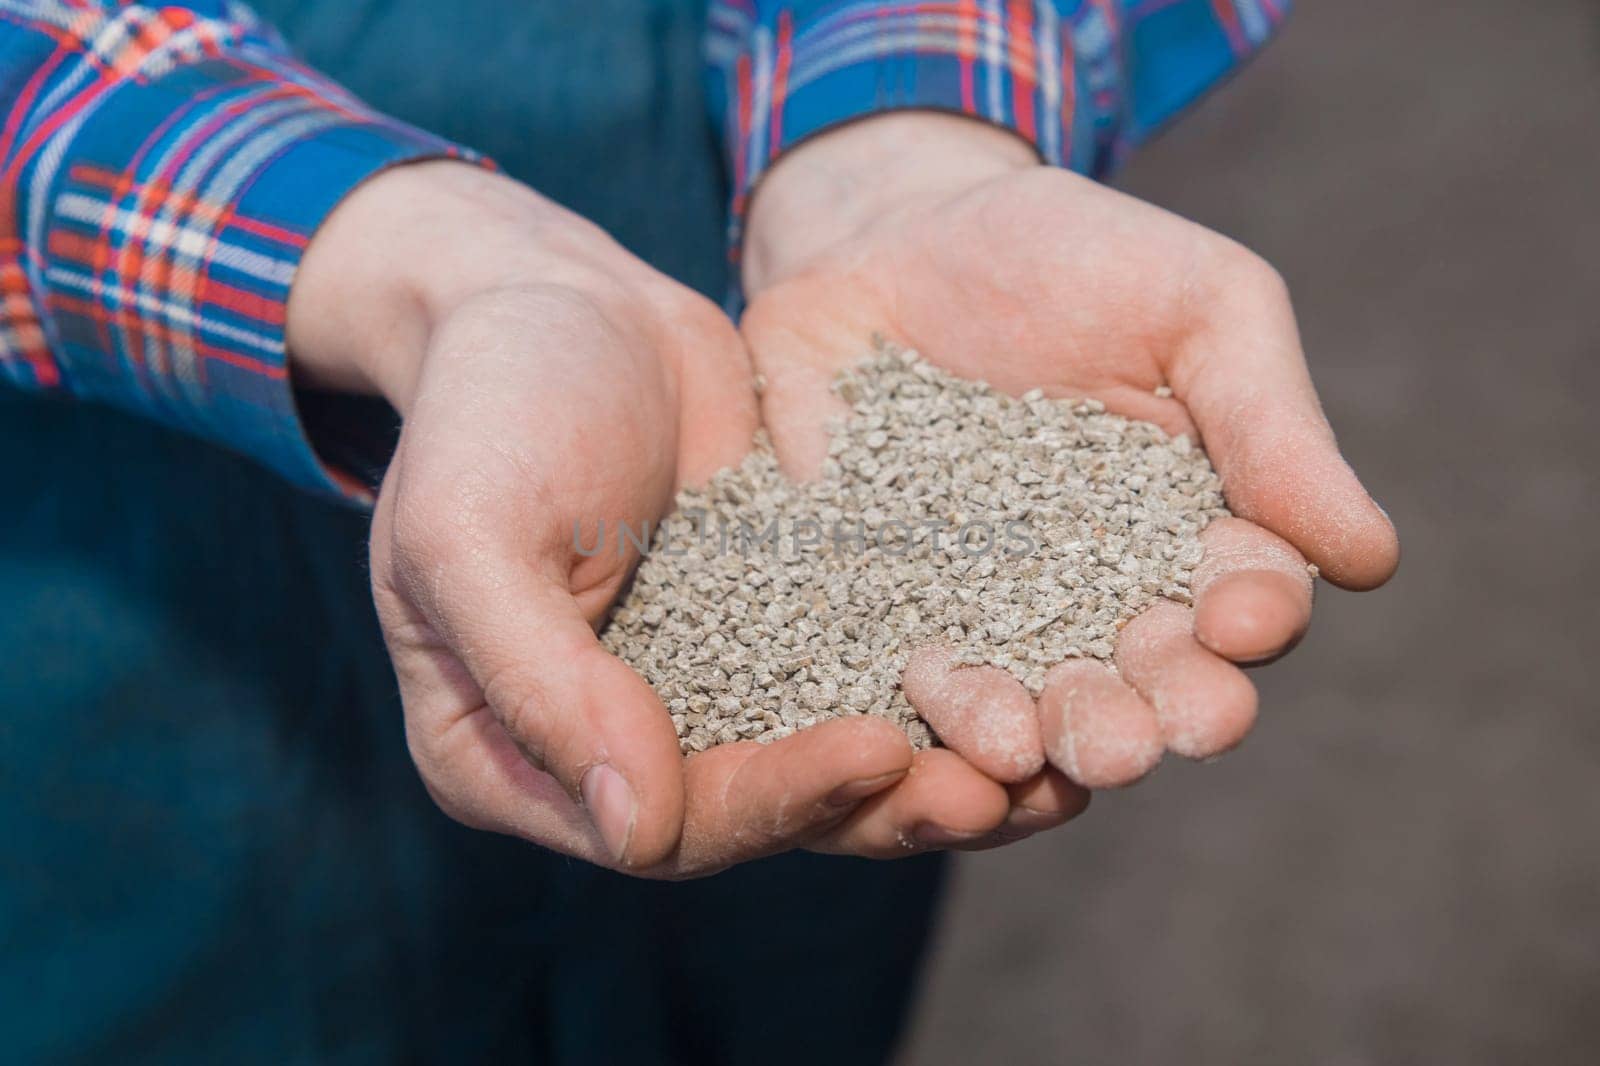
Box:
901, 2, 1600, 1062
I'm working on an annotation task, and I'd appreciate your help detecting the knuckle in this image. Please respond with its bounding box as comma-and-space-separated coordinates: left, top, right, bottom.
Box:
423, 782, 491, 832
482, 668, 561, 773
1002, 163, 1069, 207
670, 288, 735, 339
735, 288, 782, 340
737, 281, 812, 351
650, 281, 715, 326
517, 279, 625, 337
651, 284, 741, 354
385, 465, 510, 605
402, 718, 485, 830
384, 510, 448, 607
1211, 240, 1291, 307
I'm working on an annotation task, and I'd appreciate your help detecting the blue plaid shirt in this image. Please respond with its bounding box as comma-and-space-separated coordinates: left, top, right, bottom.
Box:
1, 0, 1285, 504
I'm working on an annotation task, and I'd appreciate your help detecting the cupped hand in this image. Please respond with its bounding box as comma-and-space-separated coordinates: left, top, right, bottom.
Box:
740, 114, 1400, 840
286, 162, 943, 877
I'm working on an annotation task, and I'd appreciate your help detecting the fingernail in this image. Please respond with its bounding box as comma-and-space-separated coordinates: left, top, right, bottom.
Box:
913, 823, 986, 847
826, 770, 906, 807
581, 763, 636, 864
1005, 806, 1068, 833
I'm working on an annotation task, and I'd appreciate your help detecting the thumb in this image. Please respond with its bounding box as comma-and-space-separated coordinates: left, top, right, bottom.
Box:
1175, 261, 1400, 590
739, 283, 869, 481
425, 565, 687, 868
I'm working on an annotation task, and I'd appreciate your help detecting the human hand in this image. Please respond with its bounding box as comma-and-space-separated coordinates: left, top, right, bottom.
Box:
741, 113, 1400, 835
286, 162, 939, 877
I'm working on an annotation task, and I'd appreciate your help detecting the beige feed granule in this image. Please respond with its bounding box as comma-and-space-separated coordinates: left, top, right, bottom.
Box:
600, 344, 1229, 753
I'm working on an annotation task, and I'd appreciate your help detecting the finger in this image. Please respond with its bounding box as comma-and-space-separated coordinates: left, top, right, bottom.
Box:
1037, 660, 1164, 788
1192, 517, 1315, 664
1173, 260, 1399, 590
672, 716, 912, 873
809, 748, 1011, 859
901, 645, 1045, 783
739, 289, 872, 480
1115, 602, 1258, 760
410, 701, 610, 858
1003, 767, 1092, 832
412, 563, 688, 869
400, 634, 914, 876
374, 481, 637, 866
951, 768, 1093, 851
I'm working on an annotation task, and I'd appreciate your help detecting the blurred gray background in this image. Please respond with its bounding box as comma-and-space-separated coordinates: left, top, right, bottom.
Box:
902, 1, 1600, 1063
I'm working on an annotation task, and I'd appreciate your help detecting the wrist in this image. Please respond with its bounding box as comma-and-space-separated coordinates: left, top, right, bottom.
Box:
742, 111, 1039, 294
288, 162, 649, 415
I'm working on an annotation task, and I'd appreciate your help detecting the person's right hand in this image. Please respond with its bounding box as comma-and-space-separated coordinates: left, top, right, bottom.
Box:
285, 162, 1017, 878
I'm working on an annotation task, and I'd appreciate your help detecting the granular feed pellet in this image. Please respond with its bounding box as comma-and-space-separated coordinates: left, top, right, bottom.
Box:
600, 344, 1229, 753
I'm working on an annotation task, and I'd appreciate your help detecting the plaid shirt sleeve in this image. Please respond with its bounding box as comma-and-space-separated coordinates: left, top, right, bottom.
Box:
0, 2, 476, 505
707, 0, 1289, 228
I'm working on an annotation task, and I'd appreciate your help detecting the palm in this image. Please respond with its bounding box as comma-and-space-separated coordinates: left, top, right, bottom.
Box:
743, 166, 1399, 793
370, 282, 987, 875
747, 168, 1250, 469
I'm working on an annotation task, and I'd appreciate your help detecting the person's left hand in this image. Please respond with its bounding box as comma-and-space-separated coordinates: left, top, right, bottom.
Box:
739, 113, 1401, 853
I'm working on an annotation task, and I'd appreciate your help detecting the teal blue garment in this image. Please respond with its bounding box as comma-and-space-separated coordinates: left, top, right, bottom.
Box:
262, 0, 736, 301
0, 2, 942, 1062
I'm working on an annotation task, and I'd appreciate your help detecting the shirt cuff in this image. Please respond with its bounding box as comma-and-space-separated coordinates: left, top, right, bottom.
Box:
709, 0, 1290, 237
15, 51, 477, 506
